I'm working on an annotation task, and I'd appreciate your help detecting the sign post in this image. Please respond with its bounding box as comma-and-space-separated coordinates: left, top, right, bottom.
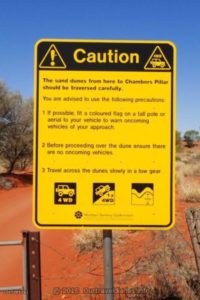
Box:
103, 230, 114, 300
34, 39, 176, 230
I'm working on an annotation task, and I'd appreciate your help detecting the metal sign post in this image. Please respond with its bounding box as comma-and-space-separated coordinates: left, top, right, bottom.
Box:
103, 230, 114, 300
23, 231, 42, 300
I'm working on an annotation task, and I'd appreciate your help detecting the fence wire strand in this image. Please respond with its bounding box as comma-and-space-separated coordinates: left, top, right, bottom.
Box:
29, 218, 200, 300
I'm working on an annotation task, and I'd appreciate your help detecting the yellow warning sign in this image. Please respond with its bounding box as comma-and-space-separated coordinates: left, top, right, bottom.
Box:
34, 39, 176, 230
144, 46, 171, 70
39, 44, 66, 69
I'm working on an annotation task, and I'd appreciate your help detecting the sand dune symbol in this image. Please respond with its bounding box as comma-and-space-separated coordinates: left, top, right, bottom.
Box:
132, 187, 154, 199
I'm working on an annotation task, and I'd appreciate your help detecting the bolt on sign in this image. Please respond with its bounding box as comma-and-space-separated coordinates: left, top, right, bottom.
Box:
34, 39, 176, 229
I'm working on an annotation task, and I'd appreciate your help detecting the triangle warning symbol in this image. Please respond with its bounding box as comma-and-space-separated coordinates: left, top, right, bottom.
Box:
39, 44, 66, 69
144, 46, 171, 70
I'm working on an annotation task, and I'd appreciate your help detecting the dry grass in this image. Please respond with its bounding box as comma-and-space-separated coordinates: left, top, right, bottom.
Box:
182, 164, 200, 177
74, 230, 103, 253
123, 229, 199, 300
176, 151, 200, 202
74, 227, 200, 299
73, 229, 200, 298
74, 230, 126, 253
181, 182, 200, 202
176, 151, 200, 164
176, 161, 185, 185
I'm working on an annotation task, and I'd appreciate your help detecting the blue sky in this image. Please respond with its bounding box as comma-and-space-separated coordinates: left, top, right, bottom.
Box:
0, 0, 199, 134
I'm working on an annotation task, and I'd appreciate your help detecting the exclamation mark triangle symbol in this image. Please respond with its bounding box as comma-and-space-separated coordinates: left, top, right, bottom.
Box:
39, 44, 66, 69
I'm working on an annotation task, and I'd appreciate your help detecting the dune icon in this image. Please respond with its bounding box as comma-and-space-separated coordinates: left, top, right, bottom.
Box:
131, 183, 154, 205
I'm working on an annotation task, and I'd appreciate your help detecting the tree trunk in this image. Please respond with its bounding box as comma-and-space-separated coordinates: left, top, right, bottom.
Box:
6, 160, 17, 174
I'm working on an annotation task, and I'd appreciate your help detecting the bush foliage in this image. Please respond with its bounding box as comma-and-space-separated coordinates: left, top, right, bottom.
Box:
0, 82, 33, 174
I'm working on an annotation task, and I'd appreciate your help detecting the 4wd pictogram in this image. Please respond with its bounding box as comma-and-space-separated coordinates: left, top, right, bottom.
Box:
93, 183, 115, 205
54, 182, 76, 205
150, 58, 166, 68
144, 46, 171, 70
95, 184, 110, 197
56, 184, 75, 197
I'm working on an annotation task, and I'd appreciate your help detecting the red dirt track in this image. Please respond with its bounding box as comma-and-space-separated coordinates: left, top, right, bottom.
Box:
0, 185, 158, 300
0, 177, 199, 300
0, 186, 107, 300
0, 187, 34, 300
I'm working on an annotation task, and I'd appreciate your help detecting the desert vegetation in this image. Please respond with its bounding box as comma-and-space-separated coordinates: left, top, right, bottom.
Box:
0, 81, 33, 188
72, 132, 200, 300
176, 141, 200, 203
73, 228, 200, 299
184, 130, 200, 148
0, 81, 33, 174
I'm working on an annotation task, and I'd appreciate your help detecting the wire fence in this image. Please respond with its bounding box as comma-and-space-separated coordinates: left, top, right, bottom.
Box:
0, 223, 198, 299
33, 225, 199, 300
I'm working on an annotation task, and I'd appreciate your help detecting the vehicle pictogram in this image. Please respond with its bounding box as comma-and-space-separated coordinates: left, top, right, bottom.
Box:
54, 182, 76, 205
150, 58, 166, 68
93, 183, 115, 205
144, 46, 171, 70
39, 44, 66, 69
95, 184, 110, 196
131, 183, 154, 205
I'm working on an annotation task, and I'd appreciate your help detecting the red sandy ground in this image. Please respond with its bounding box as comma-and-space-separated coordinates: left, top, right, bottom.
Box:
0, 154, 200, 300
